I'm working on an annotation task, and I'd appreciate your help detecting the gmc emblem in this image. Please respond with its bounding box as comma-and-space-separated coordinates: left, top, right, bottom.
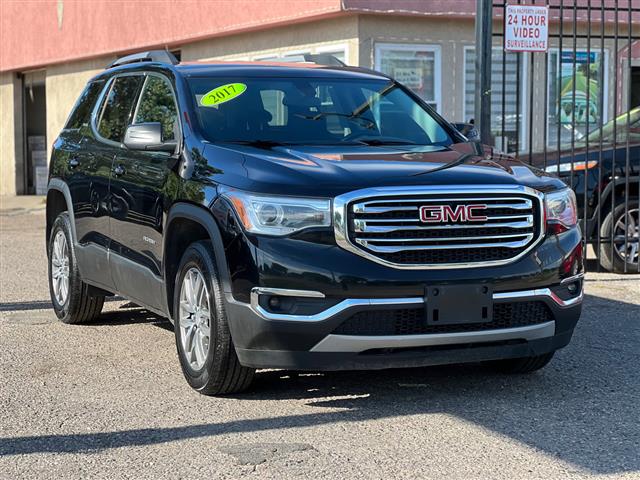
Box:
419, 204, 488, 223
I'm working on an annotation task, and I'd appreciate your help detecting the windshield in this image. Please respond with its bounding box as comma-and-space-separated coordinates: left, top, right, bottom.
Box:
187, 77, 453, 146
585, 107, 640, 145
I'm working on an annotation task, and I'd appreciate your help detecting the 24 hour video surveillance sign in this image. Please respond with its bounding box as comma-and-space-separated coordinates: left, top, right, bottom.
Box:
504, 4, 549, 52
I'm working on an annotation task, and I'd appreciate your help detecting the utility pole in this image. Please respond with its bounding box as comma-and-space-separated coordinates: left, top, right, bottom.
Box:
475, 0, 493, 145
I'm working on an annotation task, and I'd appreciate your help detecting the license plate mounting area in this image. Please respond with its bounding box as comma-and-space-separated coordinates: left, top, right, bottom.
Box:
425, 284, 493, 326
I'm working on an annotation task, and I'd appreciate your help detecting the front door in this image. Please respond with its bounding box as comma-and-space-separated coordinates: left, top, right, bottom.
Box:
108, 73, 180, 311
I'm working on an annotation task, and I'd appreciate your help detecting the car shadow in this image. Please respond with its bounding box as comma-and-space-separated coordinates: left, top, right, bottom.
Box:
90, 302, 173, 331
0, 296, 125, 312
1, 293, 637, 475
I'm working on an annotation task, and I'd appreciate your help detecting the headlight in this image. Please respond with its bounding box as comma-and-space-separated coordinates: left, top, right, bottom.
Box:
545, 160, 597, 173
222, 189, 331, 236
545, 188, 577, 233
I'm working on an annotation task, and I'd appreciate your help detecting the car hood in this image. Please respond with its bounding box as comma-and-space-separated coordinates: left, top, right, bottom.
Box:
205, 142, 565, 197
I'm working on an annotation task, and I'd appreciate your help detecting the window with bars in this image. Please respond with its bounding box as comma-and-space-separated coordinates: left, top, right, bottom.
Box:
375, 43, 440, 112
464, 47, 524, 153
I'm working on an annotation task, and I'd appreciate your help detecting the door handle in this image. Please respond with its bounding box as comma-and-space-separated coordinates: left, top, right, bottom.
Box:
68, 157, 80, 169
113, 164, 126, 176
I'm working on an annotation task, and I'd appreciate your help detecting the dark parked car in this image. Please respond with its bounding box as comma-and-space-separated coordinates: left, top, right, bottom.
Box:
528, 108, 639, 273
46, 51, 583, 395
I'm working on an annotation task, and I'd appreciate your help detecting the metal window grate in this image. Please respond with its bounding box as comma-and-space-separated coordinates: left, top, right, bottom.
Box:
479, 0, 640, 274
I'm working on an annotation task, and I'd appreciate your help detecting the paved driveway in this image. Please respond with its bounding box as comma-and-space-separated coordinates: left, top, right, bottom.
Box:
1, 206, 638, 479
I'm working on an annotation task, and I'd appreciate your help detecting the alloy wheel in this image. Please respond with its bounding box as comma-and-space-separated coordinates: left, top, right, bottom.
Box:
613, 208, 639, 265
51, 230, 70, 305
179, 267, 211, 370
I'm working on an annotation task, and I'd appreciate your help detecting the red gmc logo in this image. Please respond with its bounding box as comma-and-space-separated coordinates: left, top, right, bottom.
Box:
419, 204, 488, 223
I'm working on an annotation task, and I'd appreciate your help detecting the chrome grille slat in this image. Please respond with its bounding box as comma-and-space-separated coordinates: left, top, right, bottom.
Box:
356, 233, 532, 243
354, 196, 533, 205
333, 185, 545, 269
356, 236, 534, 252
359, 213, 533, 223
354, 219, 533, 233
354, 205, 419, 213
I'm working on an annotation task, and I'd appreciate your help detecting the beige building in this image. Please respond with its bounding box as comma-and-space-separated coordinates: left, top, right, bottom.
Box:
1, 0, 638, 196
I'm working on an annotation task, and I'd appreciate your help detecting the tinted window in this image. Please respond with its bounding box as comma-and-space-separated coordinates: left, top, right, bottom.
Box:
586, 107, 640, 145
188, 77, 452, 146
134, 75, 178, 142
65, 80, 105, 130
97, 75, 144, 142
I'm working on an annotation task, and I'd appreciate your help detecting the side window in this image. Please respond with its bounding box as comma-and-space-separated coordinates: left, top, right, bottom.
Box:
65, 80, 105, 130
97, 75, 144, 143
134, 76, 178, 142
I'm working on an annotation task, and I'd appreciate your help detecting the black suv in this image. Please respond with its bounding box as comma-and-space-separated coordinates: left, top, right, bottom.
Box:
46, 51, 583, 395
532, 108, 639, 274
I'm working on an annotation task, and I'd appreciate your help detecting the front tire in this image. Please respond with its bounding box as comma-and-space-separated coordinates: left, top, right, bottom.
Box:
174, 241, 254, 395
491, 352, 555, 374
48, 212, 104, 323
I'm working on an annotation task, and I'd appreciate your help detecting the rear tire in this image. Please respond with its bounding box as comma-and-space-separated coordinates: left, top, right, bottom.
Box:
491, 352, 555, 374
48, 212, 104, 324
598, 199, 639, 274
174, 241, 255, 395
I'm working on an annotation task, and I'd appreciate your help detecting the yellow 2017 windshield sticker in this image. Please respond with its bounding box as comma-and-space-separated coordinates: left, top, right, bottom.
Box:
200, 83, 247, 106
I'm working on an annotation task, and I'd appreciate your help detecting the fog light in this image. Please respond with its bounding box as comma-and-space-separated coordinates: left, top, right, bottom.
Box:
567, 282, 578, 294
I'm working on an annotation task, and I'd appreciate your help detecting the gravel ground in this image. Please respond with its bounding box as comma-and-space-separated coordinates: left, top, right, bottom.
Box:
0, 206, 638, 479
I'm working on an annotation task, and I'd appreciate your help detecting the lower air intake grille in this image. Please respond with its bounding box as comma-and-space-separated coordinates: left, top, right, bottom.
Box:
376, 246, 528, 265
332, 301, 553, 336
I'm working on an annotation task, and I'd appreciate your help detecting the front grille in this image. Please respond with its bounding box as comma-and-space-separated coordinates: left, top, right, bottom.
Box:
333, 301, 553, 336
337, 187, 543, 268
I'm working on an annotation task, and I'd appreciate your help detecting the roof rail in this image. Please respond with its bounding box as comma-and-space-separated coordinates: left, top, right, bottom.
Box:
108, 50, 179, 69
268, 53, 346, 67
303, 53, 346, 67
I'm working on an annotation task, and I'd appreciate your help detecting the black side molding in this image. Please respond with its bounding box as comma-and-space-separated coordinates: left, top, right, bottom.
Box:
47, 178, 77, 245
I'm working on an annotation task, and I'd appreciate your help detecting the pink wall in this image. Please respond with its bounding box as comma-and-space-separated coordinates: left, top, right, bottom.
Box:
1, 0, 637, 72
0, 0, 344, 72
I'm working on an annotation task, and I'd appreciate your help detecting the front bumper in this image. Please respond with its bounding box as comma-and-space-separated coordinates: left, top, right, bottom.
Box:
226, 279, 583, 370
215, 195, 584, 370
235, 334, 574, 371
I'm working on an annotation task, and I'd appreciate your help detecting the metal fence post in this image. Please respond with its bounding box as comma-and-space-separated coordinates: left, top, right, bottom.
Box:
475, 0, 493, 145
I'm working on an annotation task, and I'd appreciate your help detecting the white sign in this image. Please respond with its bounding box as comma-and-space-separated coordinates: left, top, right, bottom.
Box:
393, 68, 423, 89
504, 4, 549, 52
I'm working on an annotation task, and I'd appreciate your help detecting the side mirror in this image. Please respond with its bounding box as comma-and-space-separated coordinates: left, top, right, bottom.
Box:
124, 122, 177, 152
452, 122, 480, 142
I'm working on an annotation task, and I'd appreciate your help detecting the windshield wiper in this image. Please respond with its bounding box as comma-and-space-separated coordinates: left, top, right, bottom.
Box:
296, 112, 376, 129
345, 136, 418, 146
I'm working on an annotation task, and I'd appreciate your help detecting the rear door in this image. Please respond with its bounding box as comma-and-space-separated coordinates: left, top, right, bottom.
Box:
108, 73, 180, 311
61, 79, 107, 249
76, 73, 145, 289
62, 78, 115, 289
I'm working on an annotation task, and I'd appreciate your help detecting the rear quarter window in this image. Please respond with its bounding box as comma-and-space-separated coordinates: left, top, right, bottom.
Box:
64, 80, 105, 130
